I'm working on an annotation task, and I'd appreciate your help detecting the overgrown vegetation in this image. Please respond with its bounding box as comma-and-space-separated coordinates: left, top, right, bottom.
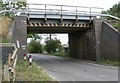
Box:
0, 1, 2, 10
15, 60, 55, 81
52, 52, 69, 58
0, 16, 11, 37
44, 38, 62, 54
100, 60, 119, 66
2, 0, 27, 17
102, 2, 120, 31
28, 39, 43, 53
27, 34, 43, 53
0, 16, 11, 43
27, 34, 42, 41
102, 2, 120, 18
0, 0, 27, 43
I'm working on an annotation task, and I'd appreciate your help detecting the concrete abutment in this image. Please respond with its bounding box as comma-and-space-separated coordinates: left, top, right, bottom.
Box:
12, 16, 27, 59
69, 19, 119, 61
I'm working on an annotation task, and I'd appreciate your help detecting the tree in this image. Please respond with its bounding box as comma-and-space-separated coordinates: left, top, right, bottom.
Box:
28, 39, 43, 53
44, 37, 62, 54
27, 34, 42, 41
101, 2, 120, 31
27, 34, 43, 53
102, 2, 120, 18
2, 0, 27, 17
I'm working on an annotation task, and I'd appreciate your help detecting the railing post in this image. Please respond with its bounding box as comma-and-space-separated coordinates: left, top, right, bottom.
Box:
27, 4, 30, 21
45, 4, 47, 21
61, 5, 63, 21
76, 6, 78, 22
90, 7, 92, 22
8, 53, 12, 69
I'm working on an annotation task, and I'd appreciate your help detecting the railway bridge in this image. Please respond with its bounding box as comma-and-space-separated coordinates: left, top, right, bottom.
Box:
1, 4, 120, 61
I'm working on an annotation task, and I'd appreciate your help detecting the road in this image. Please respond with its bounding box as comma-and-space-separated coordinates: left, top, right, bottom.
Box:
32, 54, 118, 81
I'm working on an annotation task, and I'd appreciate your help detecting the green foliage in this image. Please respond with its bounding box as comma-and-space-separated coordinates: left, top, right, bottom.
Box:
109, 2, 120, 18
100, 60, 119, 66
0, 1, 2, 10
44, 38, 62, 54
16, 60, 54, 81
27, 34, 43, 53
113, 21, 120, 31
102, 2, 120, 31
32, 34, 42, 41
0, 37, 10, 43
2, 1, 27, 17
52, 52, 69, 58
28, 40, 43, 53
27, 34, 42, 41
102, 2, 120, 18
27, 34, 33, 38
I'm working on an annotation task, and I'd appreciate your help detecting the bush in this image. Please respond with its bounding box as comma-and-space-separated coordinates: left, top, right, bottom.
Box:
28, 40, 43, 53
1, 37, 11, 43
100, 60, 119, 66
114, 22, 120, 31
52, 52, 69, 57
44, 38, 62, 54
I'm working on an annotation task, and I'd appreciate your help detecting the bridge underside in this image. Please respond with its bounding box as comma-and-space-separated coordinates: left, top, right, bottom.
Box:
27, 27, 91, 33
27, 17, 93, 34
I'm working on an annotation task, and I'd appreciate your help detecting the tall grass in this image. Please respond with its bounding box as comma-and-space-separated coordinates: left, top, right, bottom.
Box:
0, 16, 11, 43
15, 60, 55, 81
0, 16, 11, 37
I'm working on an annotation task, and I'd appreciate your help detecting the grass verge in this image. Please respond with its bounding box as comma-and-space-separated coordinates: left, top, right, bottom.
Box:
99, 60, 119, 66
51, 52, 70, 59
15, 60, 56, 81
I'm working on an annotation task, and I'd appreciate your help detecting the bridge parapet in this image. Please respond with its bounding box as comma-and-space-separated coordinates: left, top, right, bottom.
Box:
25, 3, 103, 20
1, 3, 119, 20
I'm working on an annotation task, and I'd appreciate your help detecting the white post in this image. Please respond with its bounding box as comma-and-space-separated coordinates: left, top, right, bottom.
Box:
29, 55, 32, 67
24, 54, 27, 61
16, 40, 20, 48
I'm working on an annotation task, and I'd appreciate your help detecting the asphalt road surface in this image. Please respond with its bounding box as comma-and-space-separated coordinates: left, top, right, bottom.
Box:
32, 54, 118, 81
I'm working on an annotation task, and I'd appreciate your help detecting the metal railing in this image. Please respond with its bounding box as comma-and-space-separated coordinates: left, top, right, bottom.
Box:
0, 3, 120, 20
8, 44, 18, 81
0, 43, 18, 81
26, 3, 103, 14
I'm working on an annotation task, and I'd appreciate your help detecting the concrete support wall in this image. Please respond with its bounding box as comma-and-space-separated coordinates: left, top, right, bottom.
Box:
100, 22, 119, 60
69, 19, 119, 61
69, 28, 96, 61
12, 16, 27, 59
93, 19, 103, 62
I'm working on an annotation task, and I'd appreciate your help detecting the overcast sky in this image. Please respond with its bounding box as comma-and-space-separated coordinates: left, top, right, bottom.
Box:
27, 0, 119, 10
27, 0, 119, 44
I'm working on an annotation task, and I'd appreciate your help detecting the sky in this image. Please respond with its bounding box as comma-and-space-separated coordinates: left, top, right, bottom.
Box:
27, 0, 119, 10
27, 0, 119, 45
